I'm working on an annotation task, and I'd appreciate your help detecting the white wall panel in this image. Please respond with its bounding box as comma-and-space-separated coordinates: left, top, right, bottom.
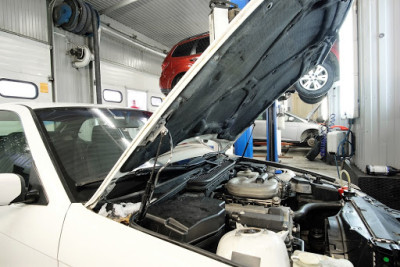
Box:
100, 61, 164, 111
52, 30, 92, 103
100, 61, 161, 94
101, 33, 163, 76
0, 31, 52, 103
0, 0, 48, 43
354, 0, 400, 170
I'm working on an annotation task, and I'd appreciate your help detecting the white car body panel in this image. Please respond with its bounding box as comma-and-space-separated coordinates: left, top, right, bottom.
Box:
0, 105, 70, 266
58, 204, 229, 267
0, 104, 228, 267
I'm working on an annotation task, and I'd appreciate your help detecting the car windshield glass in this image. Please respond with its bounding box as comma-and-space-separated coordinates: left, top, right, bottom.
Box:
34, 107, 151, 201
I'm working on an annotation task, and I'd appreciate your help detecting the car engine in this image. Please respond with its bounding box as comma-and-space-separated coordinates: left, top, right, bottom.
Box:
97, 155, 400, 267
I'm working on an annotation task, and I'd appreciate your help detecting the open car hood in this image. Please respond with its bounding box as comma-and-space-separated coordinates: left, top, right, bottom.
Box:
86, 0, 353, 208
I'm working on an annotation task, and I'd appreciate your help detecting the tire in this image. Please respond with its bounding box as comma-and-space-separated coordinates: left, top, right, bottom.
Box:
306, 140, 321, 161
299, 93, 327, 104
171, 73, 185, 89
295, 61, 334, 99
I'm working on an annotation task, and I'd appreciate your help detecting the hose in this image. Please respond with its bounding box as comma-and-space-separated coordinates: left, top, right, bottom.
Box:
293, 202, 342, 222
339, 169, 351, 190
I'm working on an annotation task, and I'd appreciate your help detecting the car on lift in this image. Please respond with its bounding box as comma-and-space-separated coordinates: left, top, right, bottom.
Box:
159, 32, 210, 96
253, 112, 321, 147
2, 1, 398, 267
159, 34, 339, 104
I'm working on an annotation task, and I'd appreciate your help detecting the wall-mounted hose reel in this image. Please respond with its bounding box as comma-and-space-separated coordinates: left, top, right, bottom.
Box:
53, 0, 99, 36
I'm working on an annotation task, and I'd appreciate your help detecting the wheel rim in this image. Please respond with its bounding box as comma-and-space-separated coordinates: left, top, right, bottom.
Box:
307, 137, 316, 147
299, 65, 328, 91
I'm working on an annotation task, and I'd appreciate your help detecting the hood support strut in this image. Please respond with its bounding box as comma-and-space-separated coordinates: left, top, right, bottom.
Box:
135, 129, 169, 224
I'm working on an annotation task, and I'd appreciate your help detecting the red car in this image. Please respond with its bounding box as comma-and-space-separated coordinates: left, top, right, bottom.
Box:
160, 33, 339, 104
160, 33, 209, 96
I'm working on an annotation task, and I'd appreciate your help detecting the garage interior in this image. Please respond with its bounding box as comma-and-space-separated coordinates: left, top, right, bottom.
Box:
0, 0, 399, 266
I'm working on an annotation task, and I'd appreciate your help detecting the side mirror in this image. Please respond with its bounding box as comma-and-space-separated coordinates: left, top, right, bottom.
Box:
288, 117, 295, 122
0, 173, 26, 206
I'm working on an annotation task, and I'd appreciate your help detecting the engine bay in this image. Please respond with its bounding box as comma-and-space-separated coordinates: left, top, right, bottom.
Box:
96, 155, 400, 267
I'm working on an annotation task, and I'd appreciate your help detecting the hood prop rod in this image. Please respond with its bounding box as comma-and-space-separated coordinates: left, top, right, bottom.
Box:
241, 123, 255, 158
135, 129, 169, 224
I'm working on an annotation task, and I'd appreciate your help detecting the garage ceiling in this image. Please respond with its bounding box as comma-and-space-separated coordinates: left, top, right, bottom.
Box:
86, 0, 211, 48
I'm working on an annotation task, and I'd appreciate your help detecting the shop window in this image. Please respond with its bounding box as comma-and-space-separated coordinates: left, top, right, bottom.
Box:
0, 79, 38, 99
103, 89, 123, 103
151, 96, 163, 107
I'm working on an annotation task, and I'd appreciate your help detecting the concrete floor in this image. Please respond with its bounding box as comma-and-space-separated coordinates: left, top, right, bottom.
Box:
253, 145, 339, 179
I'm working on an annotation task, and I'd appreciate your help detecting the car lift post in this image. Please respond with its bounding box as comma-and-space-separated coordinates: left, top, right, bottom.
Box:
209, 0, 253, 158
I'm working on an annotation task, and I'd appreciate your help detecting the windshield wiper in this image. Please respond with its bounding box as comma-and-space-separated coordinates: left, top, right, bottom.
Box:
75, 176, 106, 189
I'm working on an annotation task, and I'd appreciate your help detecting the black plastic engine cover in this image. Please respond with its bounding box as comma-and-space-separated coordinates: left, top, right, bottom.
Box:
141, 195, 225, 246
326, 196, 400, 267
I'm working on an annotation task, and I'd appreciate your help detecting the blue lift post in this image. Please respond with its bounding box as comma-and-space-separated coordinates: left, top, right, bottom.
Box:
232, 0, 250, 9
232, 0, 253, 158
266, 101, 279, 162
231, 0, 277, 160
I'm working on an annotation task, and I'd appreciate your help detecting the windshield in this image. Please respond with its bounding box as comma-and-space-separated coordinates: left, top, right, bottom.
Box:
35, 107, 151, 201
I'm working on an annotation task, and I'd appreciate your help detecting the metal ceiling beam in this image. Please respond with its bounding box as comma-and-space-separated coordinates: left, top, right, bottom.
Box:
100, 0, 139, 15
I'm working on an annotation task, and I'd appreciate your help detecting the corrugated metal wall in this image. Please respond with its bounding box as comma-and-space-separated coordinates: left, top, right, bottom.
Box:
0, 0, 48, 43
354, 0, 400, 170
101, 32, 163, 76
0, 31, 52, 103
100, 61, 161, 93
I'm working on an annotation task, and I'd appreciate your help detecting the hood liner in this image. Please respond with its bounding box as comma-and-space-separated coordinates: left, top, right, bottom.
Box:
121, 0, 352, 172
85, 0, 353, 209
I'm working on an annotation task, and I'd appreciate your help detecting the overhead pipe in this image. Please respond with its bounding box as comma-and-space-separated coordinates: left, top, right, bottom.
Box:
91, 7, 102, 104
101, 25, 166, 58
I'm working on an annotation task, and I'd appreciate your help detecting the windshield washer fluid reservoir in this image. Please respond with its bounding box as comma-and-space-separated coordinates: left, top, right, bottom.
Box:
216, 227, 290, 267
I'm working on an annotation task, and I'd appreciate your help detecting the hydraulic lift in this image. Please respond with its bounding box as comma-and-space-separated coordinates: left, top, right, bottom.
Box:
209, 0, 278, 161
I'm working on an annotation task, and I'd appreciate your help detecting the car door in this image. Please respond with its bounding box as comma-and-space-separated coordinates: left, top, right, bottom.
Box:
0, 106, 70, 266
169, 38, 198, 76
281, 114, 302, 142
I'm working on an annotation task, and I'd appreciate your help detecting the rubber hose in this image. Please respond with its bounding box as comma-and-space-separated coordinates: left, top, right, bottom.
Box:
293, 202, 342, 222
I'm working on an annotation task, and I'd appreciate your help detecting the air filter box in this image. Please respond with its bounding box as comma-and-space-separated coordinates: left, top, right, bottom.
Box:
141, 195, 226, 246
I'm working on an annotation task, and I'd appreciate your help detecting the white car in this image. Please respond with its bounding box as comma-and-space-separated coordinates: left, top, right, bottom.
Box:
253, 112, 321, 146
3, 1, 391, 267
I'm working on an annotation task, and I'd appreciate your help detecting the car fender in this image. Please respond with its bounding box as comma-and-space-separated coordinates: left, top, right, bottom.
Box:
58, 204, 230, 267
300, 128, 319, 143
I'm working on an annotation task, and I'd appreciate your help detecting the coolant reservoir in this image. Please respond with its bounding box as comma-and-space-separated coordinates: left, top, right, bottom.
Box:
216, 227, 290, 267
291, 251, 353, 267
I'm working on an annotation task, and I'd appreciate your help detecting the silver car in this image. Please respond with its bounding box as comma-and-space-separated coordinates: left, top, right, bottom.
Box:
253, 112, 321, 146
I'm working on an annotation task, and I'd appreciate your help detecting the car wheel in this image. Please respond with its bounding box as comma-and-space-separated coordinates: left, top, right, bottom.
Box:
295, 61, 334, 99
171, 73, 185, 89
306, 140, 321, 161
306, 137, 316, 147
299, 93, 327, 104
